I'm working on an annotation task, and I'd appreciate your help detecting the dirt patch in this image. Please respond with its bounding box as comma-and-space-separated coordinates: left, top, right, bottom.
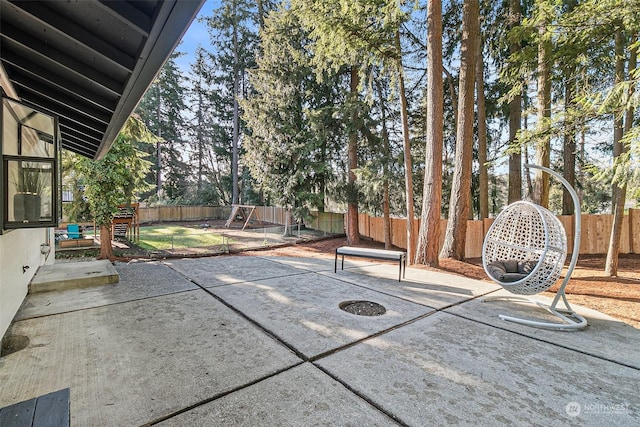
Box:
250, 237, 640, 330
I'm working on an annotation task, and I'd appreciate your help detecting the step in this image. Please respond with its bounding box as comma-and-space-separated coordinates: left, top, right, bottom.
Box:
29, 260, 119, 294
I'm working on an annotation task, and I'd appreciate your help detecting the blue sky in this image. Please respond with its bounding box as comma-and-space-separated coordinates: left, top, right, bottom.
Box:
174, 0, 218, 73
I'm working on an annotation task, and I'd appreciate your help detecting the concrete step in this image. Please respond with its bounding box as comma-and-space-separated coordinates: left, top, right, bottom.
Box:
29, 260, 119, 294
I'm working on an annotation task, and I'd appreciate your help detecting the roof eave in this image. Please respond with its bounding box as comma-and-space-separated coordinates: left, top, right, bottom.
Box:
94, 0, 203, 160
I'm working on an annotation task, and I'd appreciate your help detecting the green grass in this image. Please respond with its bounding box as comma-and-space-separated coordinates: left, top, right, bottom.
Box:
136, 225, 228, 250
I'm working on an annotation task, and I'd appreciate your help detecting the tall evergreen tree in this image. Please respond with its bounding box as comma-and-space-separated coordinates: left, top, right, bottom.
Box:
415, 0, 444, 266
186, 47, 222, 205
507, 0, 523, 204
440, 0, 481, 260
532, 0, 553, 208
135, 52, 188, 202
292, 0, 416, 249
242, 7, 346, 225
204, 0, 267, 205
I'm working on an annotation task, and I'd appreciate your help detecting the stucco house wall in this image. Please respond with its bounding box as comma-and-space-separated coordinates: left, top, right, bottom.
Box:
0, 228, 54, 339
0, 77, 56, 340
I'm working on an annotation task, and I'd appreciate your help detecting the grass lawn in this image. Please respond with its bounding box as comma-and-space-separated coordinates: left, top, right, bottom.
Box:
136, 225, 228, 250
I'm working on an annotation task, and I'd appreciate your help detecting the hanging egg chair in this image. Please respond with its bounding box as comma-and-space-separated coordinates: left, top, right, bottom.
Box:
481, 164, 587, 330
482, 200, 567, 296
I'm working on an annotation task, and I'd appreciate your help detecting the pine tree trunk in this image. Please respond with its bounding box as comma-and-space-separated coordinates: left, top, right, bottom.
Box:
533, 23, 552, 208
507, 0, 522, 204
395, 31, 415, 260
605, 31, 635, 276
197, 89, 204, 194
346, 66, 360, 245
562, 77, 576, 215
415, 0, 443, 266
375, 75, 392, 249
476, 35, 488, 220
98, 224, 115, 261
443, 67, 458, 129
562, 0, 577, 215
156, 85, 162, 199
440, 0, 479, 260
231, 10, 240, 205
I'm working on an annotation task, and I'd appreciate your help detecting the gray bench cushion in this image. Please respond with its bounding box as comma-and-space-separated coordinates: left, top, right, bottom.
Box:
335, 246, 407, 281
336, 247, 405, 260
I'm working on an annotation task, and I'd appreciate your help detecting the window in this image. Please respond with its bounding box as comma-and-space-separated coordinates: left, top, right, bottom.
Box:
2, 96, 60, 231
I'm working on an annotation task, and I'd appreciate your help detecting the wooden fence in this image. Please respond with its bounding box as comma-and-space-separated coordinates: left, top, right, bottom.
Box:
138, 206, 231, 223
357, 209, 640, 257
136, 205, 639, 257
137, 205, 345, 235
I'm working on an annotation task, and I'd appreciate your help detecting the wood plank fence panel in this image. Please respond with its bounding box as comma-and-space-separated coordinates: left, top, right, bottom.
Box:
465, 220, 485, 258
358, 213, 370, 237
309, 211, 345, 234
391, 218, 407, 249
621, 215, 630, 254
558, 215, 574, 254
369, 216, 385, 243
580, 214, 610, 254
630, 209, 640, 253
138, 206, 231, 223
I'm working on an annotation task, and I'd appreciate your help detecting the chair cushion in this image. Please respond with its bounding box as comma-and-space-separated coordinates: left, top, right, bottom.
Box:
487, 260, 537, 283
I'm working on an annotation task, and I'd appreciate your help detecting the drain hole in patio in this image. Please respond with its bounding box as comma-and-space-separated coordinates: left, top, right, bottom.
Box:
339, 300, 386, 316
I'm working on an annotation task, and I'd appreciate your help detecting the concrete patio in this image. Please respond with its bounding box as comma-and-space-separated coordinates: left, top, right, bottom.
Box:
1, 254, 638, 426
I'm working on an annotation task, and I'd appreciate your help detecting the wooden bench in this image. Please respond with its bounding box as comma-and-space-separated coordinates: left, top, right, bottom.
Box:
0, 388, 69, 427
334, 246, 407, 282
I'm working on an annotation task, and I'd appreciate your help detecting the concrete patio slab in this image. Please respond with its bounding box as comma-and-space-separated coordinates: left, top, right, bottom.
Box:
321, 264, 501, 309
164, 256, 307, 288
29, 260, 118, 294
258, 254, 375, 273
0, 290, 301, 426
316, 311, 640, 426
209, 272, 434, 359
157, 363, 398, 426
2, 254, 638, 426
445, 289, 640, 369
16, 261, 199, 320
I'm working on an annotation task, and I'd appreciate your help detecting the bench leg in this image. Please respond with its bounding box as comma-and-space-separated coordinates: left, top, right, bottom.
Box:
334, 252, 345, 273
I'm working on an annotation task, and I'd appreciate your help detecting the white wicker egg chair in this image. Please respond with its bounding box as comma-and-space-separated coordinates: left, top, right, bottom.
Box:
481, 164, 587, 330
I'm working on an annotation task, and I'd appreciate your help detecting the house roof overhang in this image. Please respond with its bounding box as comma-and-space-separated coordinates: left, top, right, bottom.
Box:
0, 0, 204, 159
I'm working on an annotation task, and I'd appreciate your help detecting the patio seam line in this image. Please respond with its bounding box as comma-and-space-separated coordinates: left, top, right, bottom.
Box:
141, 361, 306, 426
444, 310, 640, 371
159, 261, 415, 427
167, 265, 441, 363
12, 288, 203, 322
161, 263, 310, 361
307, 310, 440, 363
311, 363, 409, 427
305, 288, 503, 363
